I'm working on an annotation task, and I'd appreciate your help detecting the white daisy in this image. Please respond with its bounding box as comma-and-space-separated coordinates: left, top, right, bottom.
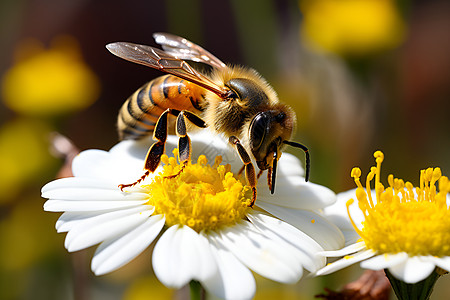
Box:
42, 131, 344, 300
317, 151, 450, 286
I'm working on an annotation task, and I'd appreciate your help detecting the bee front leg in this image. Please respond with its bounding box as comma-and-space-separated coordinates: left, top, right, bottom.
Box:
165, 110, 190, 178
229, 136, 257, 208
118, 109, 170, 191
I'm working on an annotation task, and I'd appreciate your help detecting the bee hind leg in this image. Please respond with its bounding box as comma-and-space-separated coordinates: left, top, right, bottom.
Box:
118, 110, 170, 191
229, 136, 257, 208
119, 109, 207, 190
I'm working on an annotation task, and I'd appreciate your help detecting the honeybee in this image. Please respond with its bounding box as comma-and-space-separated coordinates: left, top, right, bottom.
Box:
106, 33, 310, 207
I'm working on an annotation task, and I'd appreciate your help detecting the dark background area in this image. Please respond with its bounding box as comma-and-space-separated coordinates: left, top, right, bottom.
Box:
1, 0, 450, 299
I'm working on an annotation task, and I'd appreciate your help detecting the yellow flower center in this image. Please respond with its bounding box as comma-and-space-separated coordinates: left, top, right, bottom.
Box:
347, 151, 450, 257
142, 150, 251, 232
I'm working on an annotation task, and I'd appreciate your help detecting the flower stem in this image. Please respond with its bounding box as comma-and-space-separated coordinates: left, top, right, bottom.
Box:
385, 268, 440, 300
189, 280, 205, 300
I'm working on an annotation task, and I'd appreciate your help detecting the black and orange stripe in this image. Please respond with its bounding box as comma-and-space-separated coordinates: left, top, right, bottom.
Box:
117, 75, 206, 140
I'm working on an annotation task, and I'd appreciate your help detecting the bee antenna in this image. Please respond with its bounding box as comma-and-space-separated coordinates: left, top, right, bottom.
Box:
271, 148, 278, 194
283, 141, 310, 182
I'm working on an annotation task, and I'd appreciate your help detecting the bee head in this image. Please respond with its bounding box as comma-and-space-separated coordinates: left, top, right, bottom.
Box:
248, 107, 294, 170
249, 106, 310, 194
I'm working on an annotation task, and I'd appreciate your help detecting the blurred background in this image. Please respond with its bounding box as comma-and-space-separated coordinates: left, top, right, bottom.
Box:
1, 0, 450, 299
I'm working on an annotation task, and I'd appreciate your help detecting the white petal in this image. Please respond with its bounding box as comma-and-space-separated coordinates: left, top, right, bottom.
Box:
43, 199, 149, 212
76, 132, 236, 187
315, 249, 376, 276
325, 189, 370, 232
387, 256, 436, 284
56, 211, 115, 233
71, 149, 152, 184
214, 221, 303, 283
425, 256, 450, 273
109, 137, 154, 159
110, 134, 215, 163
258, 181, 336, 210
72, 150, 114, 178
257, 202, 345, 251
202, 237, 256, 300
251, 153, 305, 182
92, 214, 165, 275
189, 133, 234, 162
41, 177, 116, 194
360, 252, 408, 270
341, 229, 362, 246
152, 225, 217, 288
319, 241, 366, 257
276, 152, 305, 177
247, 211, 325, 272
43, 187, 148, 201
64, 206, 153, 252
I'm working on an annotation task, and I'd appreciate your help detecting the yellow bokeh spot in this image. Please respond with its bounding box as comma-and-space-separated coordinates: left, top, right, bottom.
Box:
0, 196, 62, 271
142, 150, 251, 232
348, 151, 450, 257
300, 0, 405, 56
0, 118, 58, 203
1, 36, 100, 116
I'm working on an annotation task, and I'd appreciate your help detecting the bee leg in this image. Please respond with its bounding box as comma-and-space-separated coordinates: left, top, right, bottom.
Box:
237, 165, 245, 176
164, 110, 190, 178
241, 166, 262, 179
257, 169, 264, 179
119, 108, 207, 189
229, 136, 257, 208
118, 110, 170, 191
165, 109, 207, 179
267, 167, 273, 191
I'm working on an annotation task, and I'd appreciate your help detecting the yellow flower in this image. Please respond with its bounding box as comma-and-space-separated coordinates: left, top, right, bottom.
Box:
349, 152, 450, 257
318, 151, 450, 284
145, 151, 251, 233
300, 0, 405, 56
1, 36, 100, 116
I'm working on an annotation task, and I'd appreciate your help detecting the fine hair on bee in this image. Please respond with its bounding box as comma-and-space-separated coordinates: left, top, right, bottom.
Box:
106, 33, 310, 207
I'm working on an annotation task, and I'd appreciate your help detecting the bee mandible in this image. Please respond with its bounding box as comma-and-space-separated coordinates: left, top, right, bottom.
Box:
106, 33, 310, 207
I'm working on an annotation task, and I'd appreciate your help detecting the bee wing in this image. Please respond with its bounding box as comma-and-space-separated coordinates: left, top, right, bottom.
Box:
153, 32, 227, 70
106, 42, 229, 98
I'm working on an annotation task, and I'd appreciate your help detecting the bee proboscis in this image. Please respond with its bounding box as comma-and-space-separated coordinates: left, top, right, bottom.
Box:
106, 33, 310, 207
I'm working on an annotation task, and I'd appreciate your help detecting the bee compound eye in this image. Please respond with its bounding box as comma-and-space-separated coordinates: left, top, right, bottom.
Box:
249, 112, 269, 151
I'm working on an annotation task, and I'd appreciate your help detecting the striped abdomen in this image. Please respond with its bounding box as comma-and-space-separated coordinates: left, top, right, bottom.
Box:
118, 74, 205, 140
